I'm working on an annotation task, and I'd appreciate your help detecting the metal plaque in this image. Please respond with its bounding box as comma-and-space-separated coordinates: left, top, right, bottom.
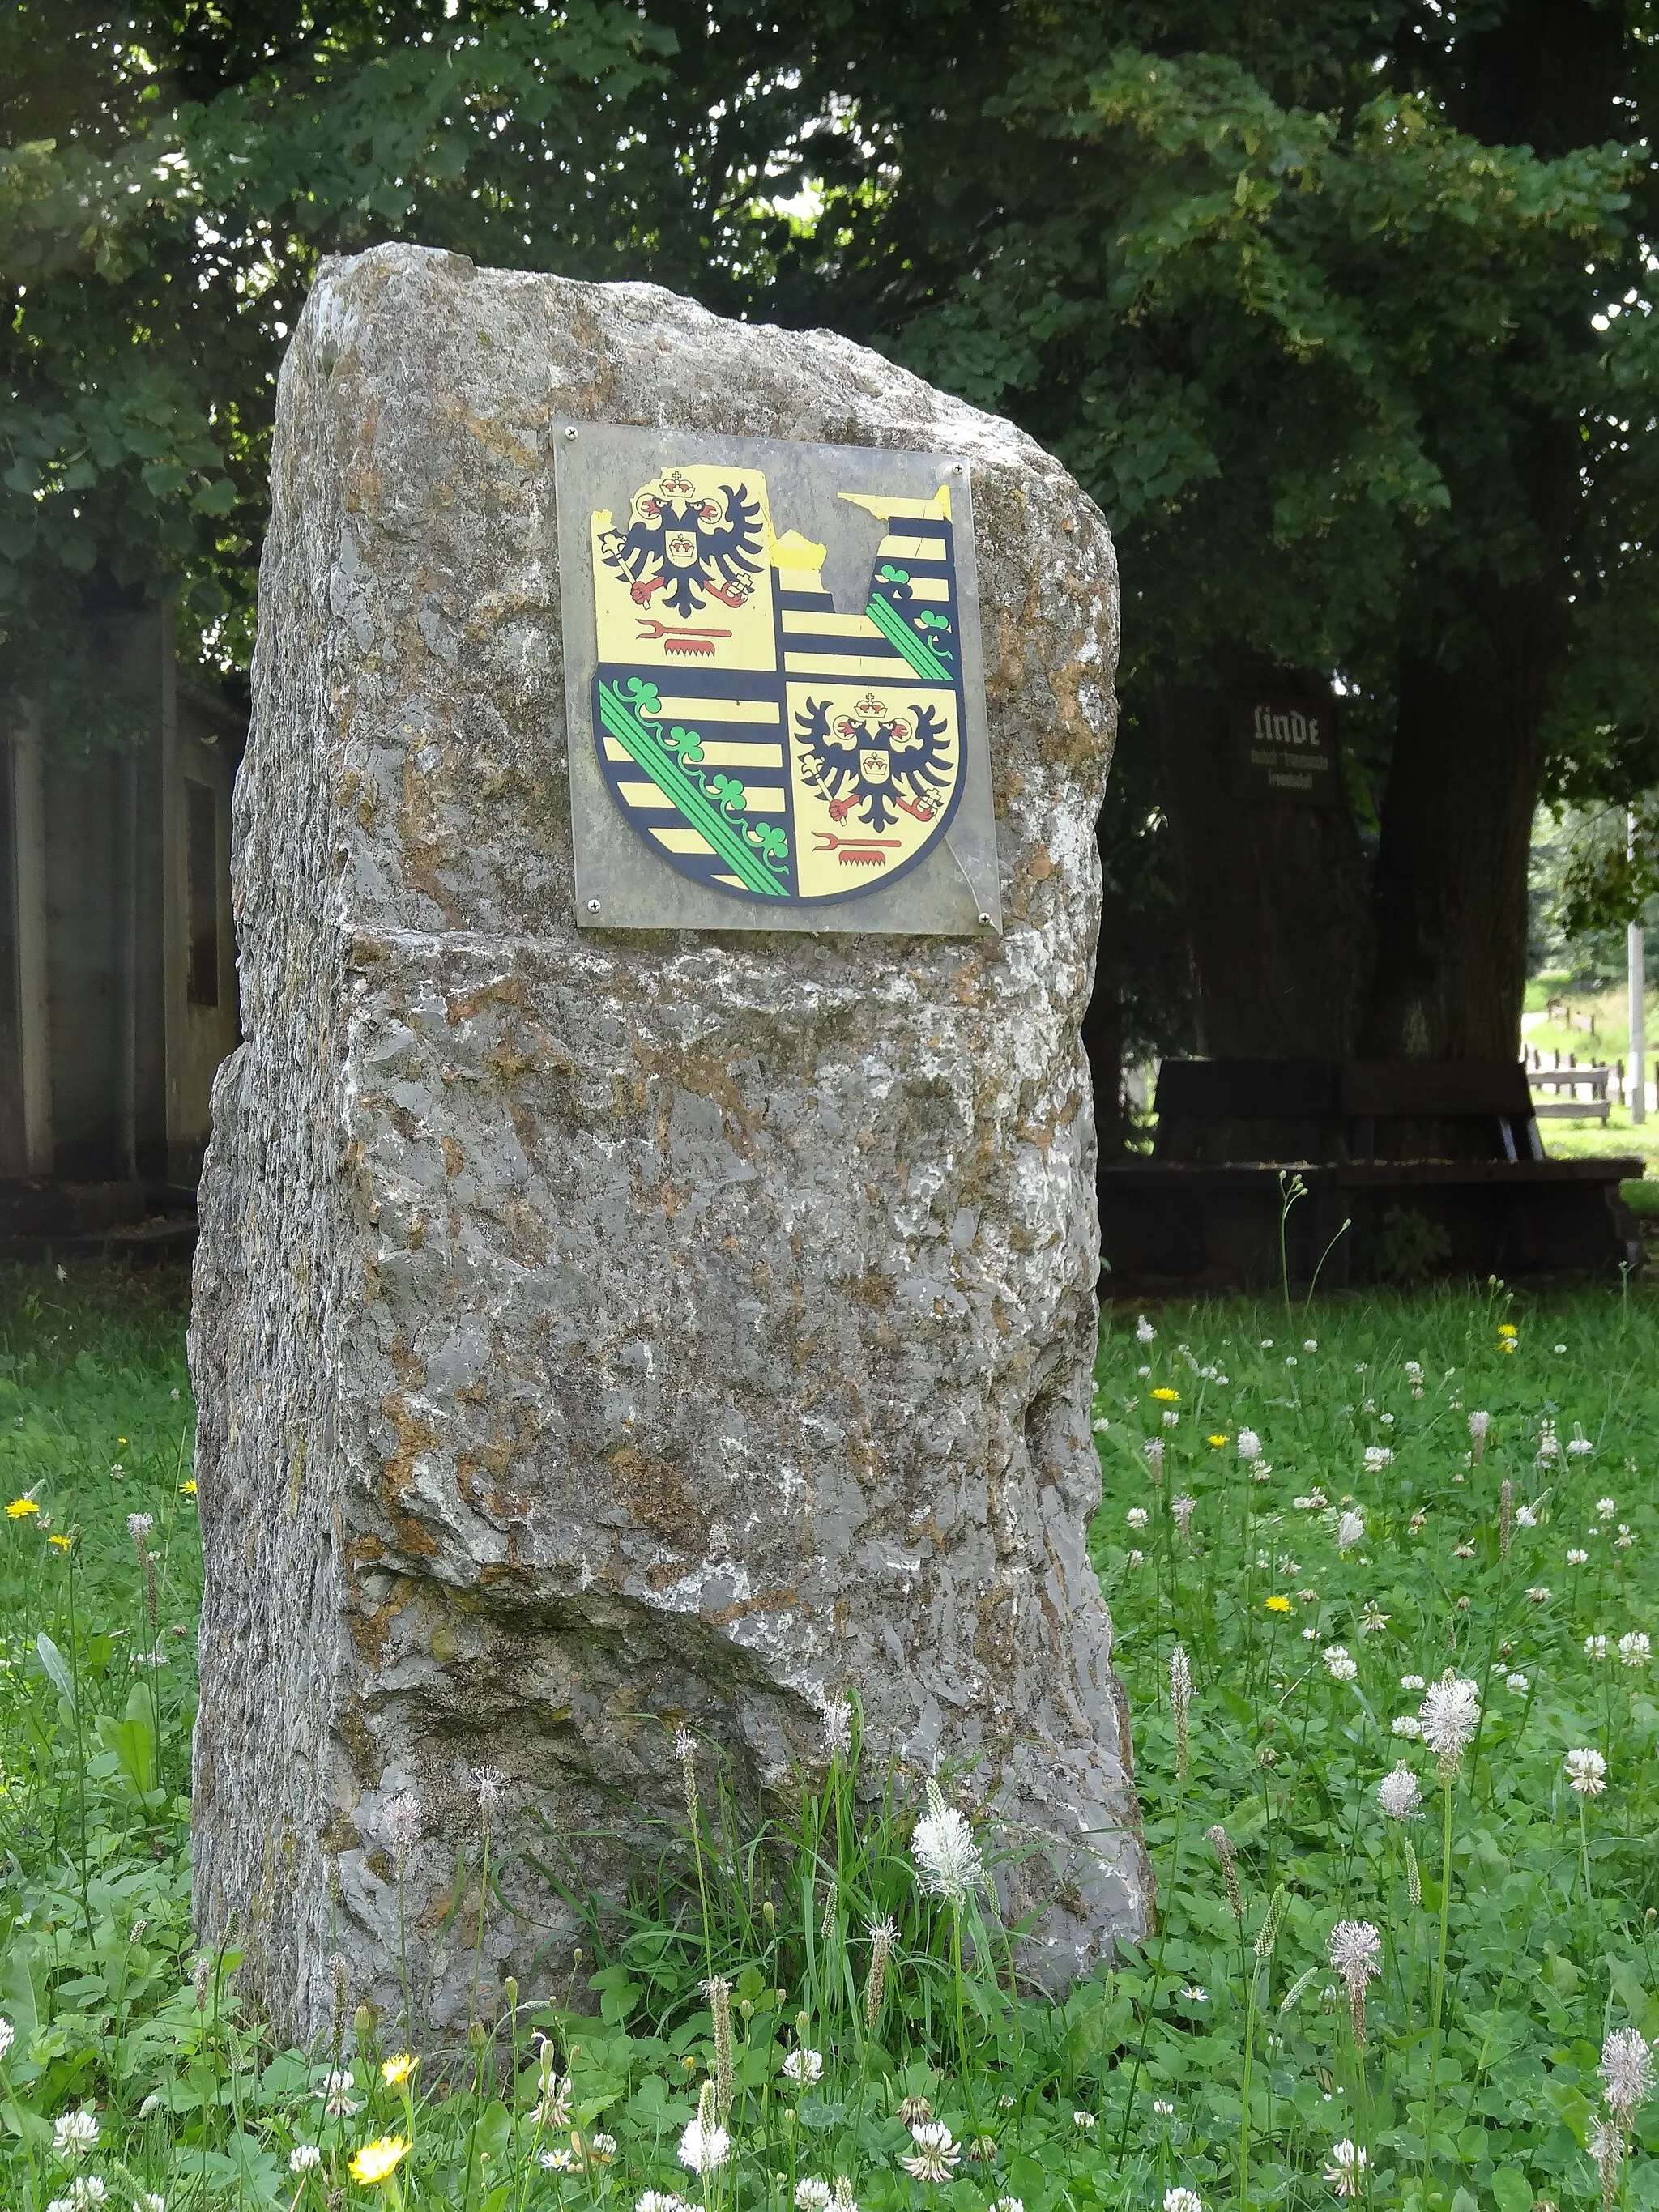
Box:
1229, 693, 1340, 806
557, 424, 1001, 934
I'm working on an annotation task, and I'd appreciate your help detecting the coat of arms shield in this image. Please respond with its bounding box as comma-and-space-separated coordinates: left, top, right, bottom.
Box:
557, 428, 1000, 935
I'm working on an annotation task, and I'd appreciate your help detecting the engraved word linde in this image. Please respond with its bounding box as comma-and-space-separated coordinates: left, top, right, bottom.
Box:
558, 426, 1000, 934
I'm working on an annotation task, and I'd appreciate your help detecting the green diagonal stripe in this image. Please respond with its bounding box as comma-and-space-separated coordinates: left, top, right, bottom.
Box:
864, 593, 955, 683
598, 681, 788, 897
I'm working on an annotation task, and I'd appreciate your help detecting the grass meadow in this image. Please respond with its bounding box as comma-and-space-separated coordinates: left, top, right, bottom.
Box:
0, 1264, 1653, 2212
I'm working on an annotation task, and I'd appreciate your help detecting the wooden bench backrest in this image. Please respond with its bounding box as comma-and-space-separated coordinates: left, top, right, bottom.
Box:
1151, 1059, 1541, 1164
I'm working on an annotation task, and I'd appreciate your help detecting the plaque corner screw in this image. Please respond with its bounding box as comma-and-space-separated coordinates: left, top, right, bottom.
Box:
564, 425, 578, 441
586, 897, 601, 914
978, 910, 993, 927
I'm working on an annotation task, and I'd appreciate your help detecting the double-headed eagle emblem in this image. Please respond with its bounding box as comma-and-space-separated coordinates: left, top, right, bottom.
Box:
596, 471, 765, 623
793, 692, 953, 837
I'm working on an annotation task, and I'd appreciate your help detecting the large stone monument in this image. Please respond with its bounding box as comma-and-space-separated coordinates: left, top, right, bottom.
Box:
190, 241, 1146, 2039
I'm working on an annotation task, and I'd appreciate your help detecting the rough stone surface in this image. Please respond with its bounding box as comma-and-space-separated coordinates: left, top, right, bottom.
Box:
190, 241, 1145, 2040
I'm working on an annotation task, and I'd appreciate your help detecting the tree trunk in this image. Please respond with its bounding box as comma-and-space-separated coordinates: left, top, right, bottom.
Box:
1360, 0, 1627, 1060
1361, 590, 1555, 1059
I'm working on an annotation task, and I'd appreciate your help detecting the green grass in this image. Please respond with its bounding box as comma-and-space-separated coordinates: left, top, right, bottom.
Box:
0, 1268, 1653, 2212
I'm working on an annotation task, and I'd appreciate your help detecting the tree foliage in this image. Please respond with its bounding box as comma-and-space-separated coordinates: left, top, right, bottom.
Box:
6, 1, 1659, 1059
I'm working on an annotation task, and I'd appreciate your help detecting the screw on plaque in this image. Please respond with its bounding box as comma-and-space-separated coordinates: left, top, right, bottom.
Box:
565, 426, 578, 441
586, 898, 601, 914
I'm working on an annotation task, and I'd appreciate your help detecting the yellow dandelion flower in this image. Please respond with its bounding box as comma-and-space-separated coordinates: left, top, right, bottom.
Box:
117, 1438, 128, 1447
1265, 1595, 1292, 1615
6, 1498, 40, 1519
179, 1478, 198, 1495
382, 2052, 418, 2087
1208, 1434, 1228, 1448
1498, 1323, 1517, 1337
49, 1533, 73, 1551
348, 2135, 411, 2186
1151, 1387, 1180, 1403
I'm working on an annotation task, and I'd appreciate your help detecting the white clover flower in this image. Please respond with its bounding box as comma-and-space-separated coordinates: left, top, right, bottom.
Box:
993, 2201, 1024, 2212
1070, 2109, 1095, 2129
782, 2048, 825, 2087
1617, 1631, 1651, 1668
1153, 2100, 1175, 2119
1516, 1505, 1537, 1528
1335, 1510, 1365, 1554
821, 1699, 853, 1759
1600, 2026, 1655, 2118
1568, 1549, 1589, 1567
1323, 1645, 1358, 1683
795, 2182, 834, 2211
1536, 1421, 1559, 1465
1323, 2142, 1368, 2198
290, 2146, 322, 2173
1358, 1605, 1389, 1636
535, 2068, 574, 2129
1565, 1747, 1607, 1796
678, 2116, 731, 2176
640, 2194, 694, 2212
53, 2111, 99, 2162
900, 2122, 961, 2184
1418, 1672, 1480, 1770
1363, 1447, 1393, 1474
51, 2185, 108, 2212
1453, 1542, 1477, 1559
1400, 1673, 1426, 1690
1567, 1425, 1593, 1457
1527, 1586, 1551, 1604
1126, 1507, 1149, 1531
1597, 1497, 1617, 1519
1128, 1549, 1145, 1568
1376, 1762, 1422, 1819
1304, 1339, 1318, 1352
1136, 1315, 1156, 1343
316, 2069, 359, 2116
1162, 1409, 1179, 1429
1164, 2189, 1205, 2212
910, 1779, 984, 1907
1584, 1633, 1609, 1660
1615, 1529, 1635, 1549
1392, 1714, 1423, 1738
1505, 1672, 1529, 1694
1237, 1428, 1261, 1460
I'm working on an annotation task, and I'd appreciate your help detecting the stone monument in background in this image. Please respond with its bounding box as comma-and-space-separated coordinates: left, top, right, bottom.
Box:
190, 241, 1146, 2039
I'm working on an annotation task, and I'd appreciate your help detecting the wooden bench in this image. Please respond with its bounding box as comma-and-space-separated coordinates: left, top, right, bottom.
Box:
1100, 1058, 1642, 1289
